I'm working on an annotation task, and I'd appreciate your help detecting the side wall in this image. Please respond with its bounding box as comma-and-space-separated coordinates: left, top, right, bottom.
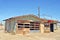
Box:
5, 19, 16, 33
57, 23, 60, 29
5, 16, 41, 33
5, 20, 11, 32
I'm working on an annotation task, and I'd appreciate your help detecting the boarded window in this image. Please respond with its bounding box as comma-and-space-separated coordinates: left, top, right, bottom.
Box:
18, 24, 23, 28
25, 24, 29, 28
30, 22, 40, 30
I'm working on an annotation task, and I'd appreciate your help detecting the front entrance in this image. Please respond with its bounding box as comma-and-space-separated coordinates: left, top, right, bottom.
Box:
50, 24, 54, 32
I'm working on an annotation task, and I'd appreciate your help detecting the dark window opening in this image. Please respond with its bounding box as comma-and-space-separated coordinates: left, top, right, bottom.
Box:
30, 28, 34, 30
18, 24, 23, 25
25, 24, 29, 28
18, 26, 23, 28
17, 22, 40, 30
44, 23, 49, 27
18, 23, 23, 28
30, 22, 40, 30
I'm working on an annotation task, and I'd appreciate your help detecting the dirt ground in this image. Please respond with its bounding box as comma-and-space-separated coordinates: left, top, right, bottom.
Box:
0, 29, 60, 40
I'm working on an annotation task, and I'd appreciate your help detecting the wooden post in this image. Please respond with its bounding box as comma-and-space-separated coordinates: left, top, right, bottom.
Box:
40, 23, 44, 33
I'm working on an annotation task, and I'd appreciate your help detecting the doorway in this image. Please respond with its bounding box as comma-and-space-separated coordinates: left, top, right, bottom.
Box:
50, 23, 54, 32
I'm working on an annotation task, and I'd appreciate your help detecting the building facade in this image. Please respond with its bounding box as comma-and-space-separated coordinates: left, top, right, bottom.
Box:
4, 15, 58, 34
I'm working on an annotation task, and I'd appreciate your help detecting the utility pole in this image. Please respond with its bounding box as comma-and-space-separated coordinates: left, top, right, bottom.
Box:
38, 7, 40, 18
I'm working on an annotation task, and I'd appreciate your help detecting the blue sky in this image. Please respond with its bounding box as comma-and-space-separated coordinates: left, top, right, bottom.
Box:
0, 0, 60, 21
40, 0, 60, 20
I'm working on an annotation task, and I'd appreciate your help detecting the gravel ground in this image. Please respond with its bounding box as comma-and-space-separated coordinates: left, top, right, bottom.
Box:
0, 29, 60, 40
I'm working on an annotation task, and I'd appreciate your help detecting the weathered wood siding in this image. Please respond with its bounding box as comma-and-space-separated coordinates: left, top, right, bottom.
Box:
5, 19, 16, 33
57, 23, 60, 29
5, 21, 7, 31
5, 20, 11, 32
10, 19, 16, 33
54, 23, 57, 30
5, 16, 41, 33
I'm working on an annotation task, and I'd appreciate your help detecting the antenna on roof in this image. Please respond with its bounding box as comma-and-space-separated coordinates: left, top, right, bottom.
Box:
38, 6, 40, 18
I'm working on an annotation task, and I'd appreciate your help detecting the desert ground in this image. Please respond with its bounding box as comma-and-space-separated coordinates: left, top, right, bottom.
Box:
0, 29, 60, 40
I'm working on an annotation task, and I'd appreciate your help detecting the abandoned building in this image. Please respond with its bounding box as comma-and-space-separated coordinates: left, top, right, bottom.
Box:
4, 14, 58, 34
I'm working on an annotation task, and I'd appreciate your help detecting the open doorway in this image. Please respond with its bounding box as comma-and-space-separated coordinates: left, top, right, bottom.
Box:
50, 23, 54, 32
